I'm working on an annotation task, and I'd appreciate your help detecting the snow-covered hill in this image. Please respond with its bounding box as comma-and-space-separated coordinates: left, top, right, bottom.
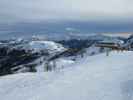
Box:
24, 40, 66, 54
0, 51, 133, 100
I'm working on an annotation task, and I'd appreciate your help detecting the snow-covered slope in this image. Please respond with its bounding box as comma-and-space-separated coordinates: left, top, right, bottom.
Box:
29, 41, 65, 53
0, 51, 133, 100
19, 40, 66, 54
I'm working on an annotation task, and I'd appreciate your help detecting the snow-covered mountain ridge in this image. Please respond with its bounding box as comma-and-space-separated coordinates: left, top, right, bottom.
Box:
0, 34, 133, 76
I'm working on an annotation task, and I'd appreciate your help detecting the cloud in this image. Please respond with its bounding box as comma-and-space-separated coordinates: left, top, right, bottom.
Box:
0, 0, 132, 23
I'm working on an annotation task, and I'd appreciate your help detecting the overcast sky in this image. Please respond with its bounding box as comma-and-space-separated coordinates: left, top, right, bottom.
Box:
0, 0, 132, 23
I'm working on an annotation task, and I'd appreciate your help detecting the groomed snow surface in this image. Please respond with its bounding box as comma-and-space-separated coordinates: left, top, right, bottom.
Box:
0, 51, 133, 100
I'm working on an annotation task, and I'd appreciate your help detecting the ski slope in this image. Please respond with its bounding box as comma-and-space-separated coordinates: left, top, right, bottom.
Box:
0, 51, 133, 100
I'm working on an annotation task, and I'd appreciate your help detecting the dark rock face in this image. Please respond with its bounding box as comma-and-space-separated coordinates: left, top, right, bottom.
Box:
0, 47, 41, 76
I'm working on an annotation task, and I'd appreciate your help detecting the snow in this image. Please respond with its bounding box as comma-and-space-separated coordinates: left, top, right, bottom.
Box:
0, 51, 133, 100
34, 57, 46, 72
17, 40, 66, 54
51, 58, 75, 70
28, 40, 65, 53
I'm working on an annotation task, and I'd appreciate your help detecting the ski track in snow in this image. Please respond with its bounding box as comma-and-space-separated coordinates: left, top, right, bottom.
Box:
0, 51, 133, 100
